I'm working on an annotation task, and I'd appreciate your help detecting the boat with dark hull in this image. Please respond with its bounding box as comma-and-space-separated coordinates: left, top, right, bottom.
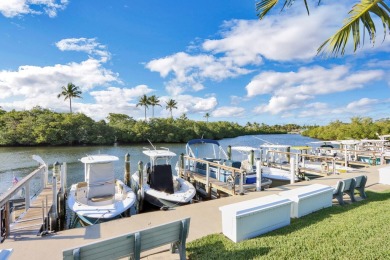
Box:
131, 148, 196, 209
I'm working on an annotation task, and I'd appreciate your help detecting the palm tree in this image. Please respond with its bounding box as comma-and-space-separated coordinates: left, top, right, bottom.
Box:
148, 95, 161, 118
136, 94, 151, 121
255, 0, 390, 57
165, 99, 178, 118
57, 83, 82, 113
204, 112, 211, 123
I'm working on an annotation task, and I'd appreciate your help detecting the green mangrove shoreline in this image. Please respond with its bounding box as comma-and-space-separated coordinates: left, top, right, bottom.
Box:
0, 107, 296, 146
1, 107, 388, 146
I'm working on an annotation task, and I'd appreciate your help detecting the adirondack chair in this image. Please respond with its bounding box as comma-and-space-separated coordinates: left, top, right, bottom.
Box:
63, 218, 190, 260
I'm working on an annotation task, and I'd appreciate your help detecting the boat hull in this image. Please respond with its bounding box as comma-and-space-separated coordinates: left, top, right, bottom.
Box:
67, 179, 136, 225
131, 174, 196, 210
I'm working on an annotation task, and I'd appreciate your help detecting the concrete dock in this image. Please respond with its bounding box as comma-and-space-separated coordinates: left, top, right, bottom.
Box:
1, 165, 389, 259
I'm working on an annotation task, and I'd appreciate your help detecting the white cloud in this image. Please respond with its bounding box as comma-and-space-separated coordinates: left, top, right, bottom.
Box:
346, 98, 379, 110
0, 58, 120, 119
56, 38, 111, 62
172, 95, 218, 116
297, 98, 382, 118
145, 4, 350, 96
247, 66, 383, 97
0, 0, 68, 18
89, 85, 153, 105
65, 85, 155, 120
230, 95, 250, 106
202, 7, 339, 63
212, 106, 245, 118
253, 94, 311, 115
249, 65, 384, 115
146, 52, 252, 95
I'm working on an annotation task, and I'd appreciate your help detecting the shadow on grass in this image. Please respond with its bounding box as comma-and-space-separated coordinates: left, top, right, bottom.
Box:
187, 190, 390, 259
261, 190, 390, 238
187, 237, 271, 260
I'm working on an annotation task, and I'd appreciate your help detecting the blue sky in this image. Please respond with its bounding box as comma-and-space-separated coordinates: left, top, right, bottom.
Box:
0, 0, 389, 125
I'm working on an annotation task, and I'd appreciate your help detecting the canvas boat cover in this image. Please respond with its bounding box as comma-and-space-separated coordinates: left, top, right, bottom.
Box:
149, 164, 174, 194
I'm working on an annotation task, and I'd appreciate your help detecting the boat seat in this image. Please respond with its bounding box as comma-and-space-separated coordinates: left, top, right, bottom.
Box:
150, 165, 174, 194
86, 162, 116, 199
90, 195, 114, 203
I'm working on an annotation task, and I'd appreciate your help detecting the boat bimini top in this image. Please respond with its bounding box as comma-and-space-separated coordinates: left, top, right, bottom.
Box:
186, 139, 228, 160
143, 148, 176, 167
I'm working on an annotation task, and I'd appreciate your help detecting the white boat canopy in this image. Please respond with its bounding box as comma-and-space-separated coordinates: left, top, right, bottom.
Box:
231, 146, 260, 152
142, 149, 176, 159
80, 155, 119, 164
259, 144, 290, 149
359, 139, 389, 144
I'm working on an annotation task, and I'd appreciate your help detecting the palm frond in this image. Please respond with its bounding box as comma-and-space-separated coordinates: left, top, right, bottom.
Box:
256, 0, 312, 19
256, 0, 279, 20
318, 0, 390, 57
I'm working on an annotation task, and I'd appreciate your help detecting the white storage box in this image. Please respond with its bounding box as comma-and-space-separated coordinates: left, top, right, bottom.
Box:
219, 195, 292, 243
379, 166, 390, 185
279, 184, 333, 218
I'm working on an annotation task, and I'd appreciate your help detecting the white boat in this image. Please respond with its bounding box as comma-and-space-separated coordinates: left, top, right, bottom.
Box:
67, 155, 136, 226
261, 166, 298, 182
258, 144, 301, 184
299, 160, 357, 173
186, 140, 272, 188
131, 147, 196, 209
230, 146, 272, 187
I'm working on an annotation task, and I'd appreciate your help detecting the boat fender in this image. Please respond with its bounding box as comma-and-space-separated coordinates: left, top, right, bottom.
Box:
226, 175, 235, 188
160, 206, 169, 211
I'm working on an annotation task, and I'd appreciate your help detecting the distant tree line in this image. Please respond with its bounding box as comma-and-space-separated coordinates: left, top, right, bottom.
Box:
302, 117, 390, 140
0, 107, 301, 146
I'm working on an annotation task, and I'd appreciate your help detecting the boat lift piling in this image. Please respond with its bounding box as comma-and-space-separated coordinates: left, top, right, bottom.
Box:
227, 145, 232, 160
249, 149, 254, 166
137, 161, 144, 213
58, 162, 67, 230
124, 153, 131, 187
205, 163, 211, 198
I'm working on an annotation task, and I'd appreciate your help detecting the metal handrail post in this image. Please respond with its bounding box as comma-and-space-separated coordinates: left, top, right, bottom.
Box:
206, 163, 210, 197
52, 176, 57, 220
25, 181, 30, 211
290, 157, 295, 184
44, 164, 48, 188
239, 171, 244, 195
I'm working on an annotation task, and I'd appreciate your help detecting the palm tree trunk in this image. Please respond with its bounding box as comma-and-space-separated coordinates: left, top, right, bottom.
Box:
69, 98, 72, 113
144, 106, 146, 121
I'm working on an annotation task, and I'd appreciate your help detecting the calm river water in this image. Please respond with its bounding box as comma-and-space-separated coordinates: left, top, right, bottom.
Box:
0, 134, 319, 194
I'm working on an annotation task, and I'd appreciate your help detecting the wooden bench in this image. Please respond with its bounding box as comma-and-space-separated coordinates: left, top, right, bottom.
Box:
63, 218, 190, 260
333, 175, 368, 205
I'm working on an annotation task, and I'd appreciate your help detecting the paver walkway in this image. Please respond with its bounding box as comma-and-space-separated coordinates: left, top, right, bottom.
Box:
1, 165, 389, 260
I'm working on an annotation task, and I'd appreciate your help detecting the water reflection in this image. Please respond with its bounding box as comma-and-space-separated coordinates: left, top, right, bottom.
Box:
0, 134, 319, 194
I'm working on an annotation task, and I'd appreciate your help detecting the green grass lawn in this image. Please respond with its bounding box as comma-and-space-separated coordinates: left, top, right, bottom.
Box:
187, 190, 390, 259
